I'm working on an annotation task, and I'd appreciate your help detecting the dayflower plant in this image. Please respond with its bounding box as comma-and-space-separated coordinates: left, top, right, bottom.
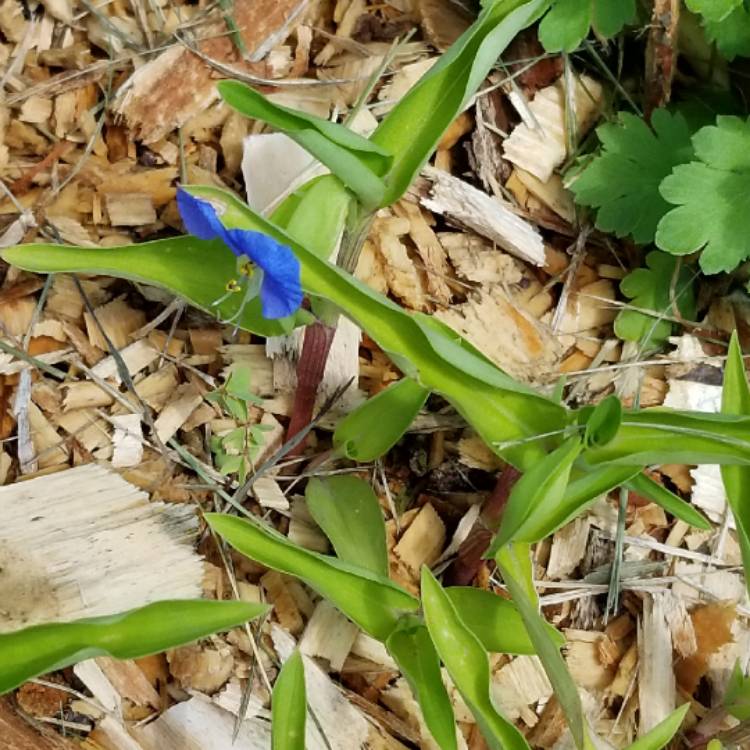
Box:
177, 188, 302, 320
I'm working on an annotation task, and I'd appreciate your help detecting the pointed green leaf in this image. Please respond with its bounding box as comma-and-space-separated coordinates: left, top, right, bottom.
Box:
218, 81, 389, 208
496, 545, 585, 750
582, 395, 622, 448
387, 619, 458, 750
445, 587, 565, 654
721, 331, 750, 595
206, 513, 418, 640
489, 436, 582, 553
372, 0, 546, 205
625, 704, 689, 750
626, 472, 710, 529
306, 476, 389, 577
0, 599, 268, 695
333, 378, 429, 461
272, 650, 306, 750
421, 567, 530, 750
724, 660, 750, 720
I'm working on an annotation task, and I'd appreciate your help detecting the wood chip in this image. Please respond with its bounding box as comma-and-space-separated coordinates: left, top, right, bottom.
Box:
111, 414, 144, 468
153, 383, 203, 443
492, 656, 552, 724
392, 503, 445, 587
104, 192, 156, 226
252, 475, 289, 511
84, 296, 146, 351
261, 570, 304, 635
299, 599, 359, 672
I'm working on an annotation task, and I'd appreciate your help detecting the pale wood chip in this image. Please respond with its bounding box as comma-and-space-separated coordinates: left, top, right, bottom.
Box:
252, 475, 289, 511
104, 192, 156, 226
28, 401, 68, 468
547, 517, 590, 580
168, 643, 235, 695
564, 630, 615, 690
289, 497, 329, 553
90, 339, 160, 383
421, 165, 546, 266
299, 599, 359, 672
261, 570, 304, 635
503, 74, 604, 182
55, 408, 110, 454
96, 657, 160, 708
440, 231, 524, 286
84, 296, 146, 351
492, 656, 552, 724
111, 414, 144, 469
153, 383, 203, 443
393, 503, 445, 583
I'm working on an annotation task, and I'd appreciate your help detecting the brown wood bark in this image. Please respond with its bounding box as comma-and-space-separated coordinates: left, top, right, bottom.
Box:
0, 697, 78, 750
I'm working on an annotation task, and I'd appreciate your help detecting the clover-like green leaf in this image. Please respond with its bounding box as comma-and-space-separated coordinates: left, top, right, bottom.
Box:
571, 109, 694, 244
614, 251, 697, 349
658, 115, 750, 273
538, 0, 636, 53
695, 2, 750, 59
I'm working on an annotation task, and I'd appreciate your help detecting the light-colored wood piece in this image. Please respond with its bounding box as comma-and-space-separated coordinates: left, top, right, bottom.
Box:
299, 599, 359, 672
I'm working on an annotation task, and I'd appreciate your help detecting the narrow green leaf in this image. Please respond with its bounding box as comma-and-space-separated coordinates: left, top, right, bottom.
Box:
445, 587, 565, 654
333, 377, 429, 461
272, 650, 306, 750
1, 237, 308, 337
721, 331, 750, 595
489, 436, 582, 553
387, 619, 458, 750
206, 513, 418, 640
372, 0, 545, 205
420, 567, 530, 750
219, 81, 389, 208
626, 472, 710, 529
306, 476, 389, 577
0, 600, 268, 695
624, 704, 689, 750
582, 395, 622, 448
496, 545, 585, 750
724, 660, 750, 720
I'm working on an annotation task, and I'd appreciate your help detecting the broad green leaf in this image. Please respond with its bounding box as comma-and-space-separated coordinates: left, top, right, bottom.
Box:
219, 81, 389, 208
333, 378, 429, 461
701, 5, 750, 59
624, 704, 689, 750
0, 600, 268, 695
421, 567, 530, 750
721, 331, 750, 595
372, 0, 546, 205
570, 110, 695, 244
724, 660, 750, 720
496, 545, 585, 750
539, 0, 636, 52
272, 651, 306, 750
489, 436, 582, 552
581, 395, 622, 448
306, 476, 388, 577
445, 587, 565, 654
626, 472, 710, 529
614, 251, 697, 349
387, 619, 458, 750
584, 408, 750, 466
206, 513, 418, 640
1, 237, 309, 337
657, 116, 750, 274
686, 0, 741, 23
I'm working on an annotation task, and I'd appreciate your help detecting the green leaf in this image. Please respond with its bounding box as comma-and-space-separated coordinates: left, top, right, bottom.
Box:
0, 600, 268, 695
489, 436, 582, 553
372, 0, 546, 205
305, 476, 389, 577
686, 0, 742, 23
626, 472, 711, 529
582, 395, 622, 448
538, 0, 636, 52
721, 331, 750, 596
701, 5, 750, 59
420, 567, 530, 750
219, 81, 390, 209
445, 587, 565, 654
614, 251, 697, 349
657, 115, 750, 274
225, 365, 255, 402
272, 651, 306, 750
333, 378, 429, 461
724, 660, 750, 720
387, 619, 458, 750
205, 513, 418, 640
0, 237, 310, 337
496, 545, 585, 750
570, 110, 694, 244
624, 704, 689, 750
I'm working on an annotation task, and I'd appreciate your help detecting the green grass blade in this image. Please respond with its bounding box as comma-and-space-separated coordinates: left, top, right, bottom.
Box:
272, 650, 306, 750
445, 587, 565, 654
306, 476, 389, 577
624, 704, 689, 750
421, 567, 530, 750
333, 377, 429, 461
626, 472, 710, 529
721, 331, 750, 595
206, 513, 417, 640
496, 545, 585, 750
387, 619, 458, 750
372, 0, 546, 205
0, 599, 268, 695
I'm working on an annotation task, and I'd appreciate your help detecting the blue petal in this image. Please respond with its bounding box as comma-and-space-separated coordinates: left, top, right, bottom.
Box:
223, 228, 303, 319
177, 189, 225, 241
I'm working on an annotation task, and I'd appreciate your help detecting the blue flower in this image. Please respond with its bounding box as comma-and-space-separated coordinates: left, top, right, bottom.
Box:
177, 189, 303, 320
